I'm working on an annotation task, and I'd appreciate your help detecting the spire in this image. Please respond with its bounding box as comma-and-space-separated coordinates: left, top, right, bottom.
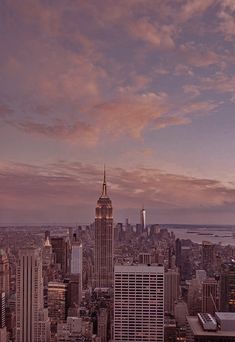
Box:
101, 165, 107, 197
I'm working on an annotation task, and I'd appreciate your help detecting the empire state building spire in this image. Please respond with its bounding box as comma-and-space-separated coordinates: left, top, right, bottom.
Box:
94, 167, 113, 288
101, 165, 107, 197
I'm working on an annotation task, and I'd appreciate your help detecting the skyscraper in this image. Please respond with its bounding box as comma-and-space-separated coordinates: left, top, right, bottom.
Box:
94, 168, 113, 288
51, 236, 70, 274
0, 292, 7, 342
70, 234, 83, 305
165, 269, 180, 314
220, 260, 235, 312
0, 249, 9, 298
202, 241, 215, 275
140, 207, 146, 231
202, 278, 220, 314
114, 264, 164, 342
48, 282, 68, 325
16, 247, 50, 342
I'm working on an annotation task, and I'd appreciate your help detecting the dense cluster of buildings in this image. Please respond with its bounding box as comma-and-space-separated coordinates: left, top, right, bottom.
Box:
0, 171, 235, 341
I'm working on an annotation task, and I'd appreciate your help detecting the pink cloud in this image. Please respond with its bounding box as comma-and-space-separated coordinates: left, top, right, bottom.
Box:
179, 0, 215, 22
180, 43, 220, 67
1, 161, 235, 224
129, 19, 175, 49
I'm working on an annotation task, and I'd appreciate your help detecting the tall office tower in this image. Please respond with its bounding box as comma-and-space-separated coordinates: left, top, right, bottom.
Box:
165, 269, 180, 314
43, 235, 53, 268
71, 235, 83, 277
97, 307, 108, 342
202, 278, 219, 314
220, 260, 235, 312
70, 234, 83, 306
67, 275, 82, 308
51, 236, 70, 274
114, 264, 164, 342
202, 241, 215, 274
188, 278, 202, 315
175, 239, 182, 271
16, 247, 50, 342
140, 207, 146, 231
48, 282, 68, 325
94, 169, 113, 288
0, 250, 9, 297
0, 292, 7, 342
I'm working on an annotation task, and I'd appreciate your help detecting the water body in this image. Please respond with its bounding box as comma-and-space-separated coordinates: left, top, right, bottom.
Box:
167, 226, 235, 246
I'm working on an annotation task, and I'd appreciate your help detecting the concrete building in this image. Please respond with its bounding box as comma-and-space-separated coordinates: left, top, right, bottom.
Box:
114, 264, 164, 342
94, 168, 113, 288
187, 312, 235, 341
43, 236, 53, 268
220, 260, 235, 312
0, 292, 7, 342
0, 250, 9, 298
51, 237, 70, 274
97, 308, 108, 342
16, 248, 50, 342
188, 278, 202, 315
138, 253, 151, 265
165, 269, 180, 314
202, 278, 220, 314
70, 236, 83, 304
202, 241, 215, 275
48, 281, 68, 325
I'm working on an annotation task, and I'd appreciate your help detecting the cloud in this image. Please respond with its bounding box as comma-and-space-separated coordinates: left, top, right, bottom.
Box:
179, 0, 215, 22
183, 85, 201, 97
129, 18, 175, 49
93, 92, 169, 138
1, 161, 235, 224
217, 3, 235, 39
180, 43, 220, 67
13, 119, 98, 145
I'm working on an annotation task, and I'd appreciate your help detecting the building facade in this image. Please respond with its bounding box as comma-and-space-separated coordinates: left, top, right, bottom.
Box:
94, 169, 113, 288
16, 247, 50, 342
114, 264, 164, 342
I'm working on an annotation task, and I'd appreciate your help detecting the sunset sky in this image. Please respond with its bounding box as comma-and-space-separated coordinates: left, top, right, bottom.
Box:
1, 0, 235, 225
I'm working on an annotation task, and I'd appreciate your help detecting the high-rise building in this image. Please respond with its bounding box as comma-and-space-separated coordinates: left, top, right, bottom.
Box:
165, 269, 180, 314
202, 241, 215, 274
188, 278, 202, 315
97, 307, 108, 342
175, 239, 182, 271
220, 260, 235, 312
94, 168, 113, 288
114, 264, 164, 342
51, 236, 70, 274
0, 249, 9, 298
0, 292, 7, 342
48, 282, 68, 325
67, 275, 82, 308
43, 235, 53, 268
16, 247, 50, 342
202, 278, 220, 314
140, 207, 146, 231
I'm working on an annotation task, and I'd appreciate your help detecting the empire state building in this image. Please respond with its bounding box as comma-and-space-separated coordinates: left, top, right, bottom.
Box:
94, 168, 113, 288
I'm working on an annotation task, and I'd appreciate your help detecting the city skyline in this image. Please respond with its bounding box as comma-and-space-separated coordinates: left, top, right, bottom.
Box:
1, 1, 235, 224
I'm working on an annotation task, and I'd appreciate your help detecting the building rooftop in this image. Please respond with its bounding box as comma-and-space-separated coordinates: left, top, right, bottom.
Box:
187, 316, 235, 337
215, 312, 235, 320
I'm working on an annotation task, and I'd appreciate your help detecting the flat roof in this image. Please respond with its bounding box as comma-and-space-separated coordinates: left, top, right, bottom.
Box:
215, 312, 235, 320
187, 316, 235, 337
114, 264, 164, 272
